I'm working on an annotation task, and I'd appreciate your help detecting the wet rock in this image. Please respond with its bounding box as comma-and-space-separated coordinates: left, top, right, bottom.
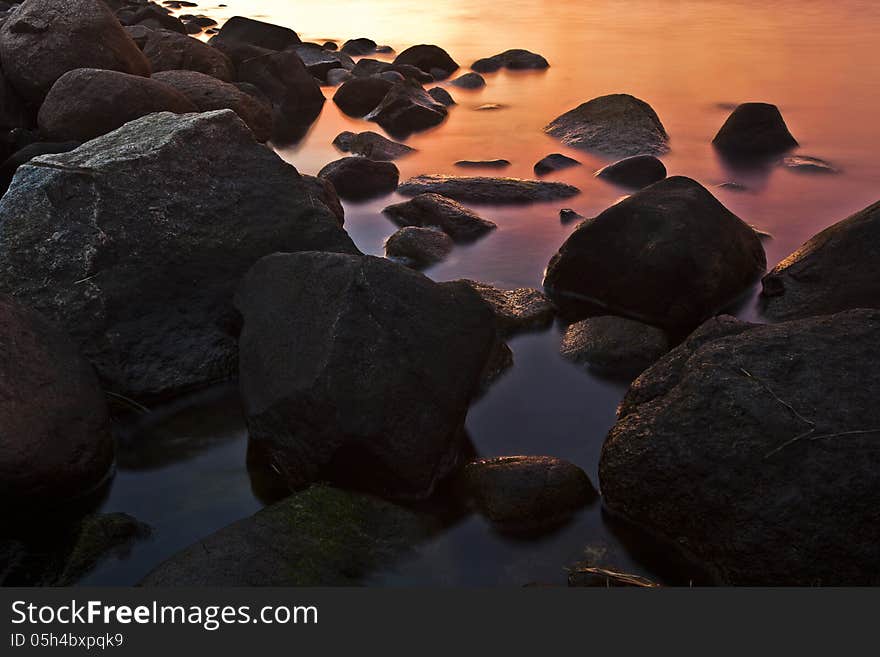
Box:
234, 252, 498, 500
761, 200, 880, 321
37, 68, 196, 142
332, 130, 414, 160
322, 41, 338, 51
450, 72, 485, 89
560, 315, 670, 376
341, 37, 377, 56
325, 68, 352, 86
600, 309, 880, 585
351, 58, 432, 83
293, 42, 353, 82
333, 76, 393, 117
140, 486, 439, 585
534, 153, 580, 176
543, 177, 766, 332
472, 49, 549, 73
208, 15, 300, 52
458, 456, 596, 534
141, 28, 234, 80
712, 102, 797, 159
544, 94, 669, 157
127, 5, 186, 34
0, 140, 79, 193
393, 44, 458, 80
559, 208, 583, 223
0, 295, 113, 505
596, 154, 666, 189
455, 159, 510, 169
428, 86, 455, 106
458, 280, 555, 335
0, 0, 151, 103
383, 193, 496, 242
568, 568, 659, 588
385, 226, 453, 268
398, 174, 579, 205
365, 79, 448, 138
782, 155, 839, 174
378, 71, 405, 84
318, 156, 399, 201
0, 110, 357, 400
152, 70, 272, 141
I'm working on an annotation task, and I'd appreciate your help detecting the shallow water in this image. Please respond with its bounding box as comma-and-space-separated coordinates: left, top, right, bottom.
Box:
86, 0, 880, 585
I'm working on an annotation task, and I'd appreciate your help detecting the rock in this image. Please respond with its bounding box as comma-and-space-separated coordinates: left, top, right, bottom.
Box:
364, 79, 448, 138
0, 295, 113, 504
234, 252, 498, 500
471, 49, 549, 73
123, 24, 152, 48
782, 155, 839, 174
141, 28, 234, 80
127, 5, 186, 34
398, 175, 579, 205
458, 280, 555, 335
0, 0, 151, 103
385, 226, 453, 268
317, 156, 399, 201
152, 70, 271, 141
455, 159, 510, 169
568, 568, 659, 588
0, 140, 79, 193
596, 154, 666, 189
341, 37, 376, 56
140, 486, 438, 585
543, 177, 766, 332
0, 110, 357, 400
37, 68, 196, 142
560, 316, 670, 376
712, 102, 798, 159
54, 513, 151, 585
428, 86, 455, 106
332, 76, 393, 117
458, 456, 596, 534
378, 71, 405, 84
325, 68, 352, 86
302, 174, 345, 226
383, 193, 496, 242
559, 208, 583, 223
322, 41, 338, 51
332, 130, 414, 160
600, 309, 880, 585
293, 42, 353, 82
0, 66, 30, 131
761, 200, 880, 321
450, 72, 485, 89
534, 153, 580, 176
351, 58, 432, 83
209, 15, 300, 52
475, 103, 504, 111
393, 44, 458, 80
544, 94, 669, 157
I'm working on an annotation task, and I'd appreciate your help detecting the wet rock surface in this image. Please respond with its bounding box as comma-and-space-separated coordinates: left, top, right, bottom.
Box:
560, 315, 670, 377
364, 79, 449, 138
596, 154, 667, 189
455, 159, 510, 169
534, 153, 580, 176
398, 175, 580, 204
332, 130, 415, 160
450, 72, 485, 89
0, 140, 80, 193
383, 193, 497, 241
472, 49, 549, 73
427, 86, 455, 106
333, 76, 393, 117
712, 102, 797, 159
385, 226, 453, 268
208, 15, 300, 52
458, 280, 555, 336
393, 44, 458, 79
317, 156, 399, 201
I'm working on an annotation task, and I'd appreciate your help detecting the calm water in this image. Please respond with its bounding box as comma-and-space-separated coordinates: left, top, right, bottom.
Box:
85, 0, 880, 585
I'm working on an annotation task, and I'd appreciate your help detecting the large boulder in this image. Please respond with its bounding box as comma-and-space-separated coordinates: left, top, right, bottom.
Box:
208, 16, 300, 52
544, 94, 669, 157
761, 200, 880, 321
397, 175, 579, 205
332, 76, 393, 117
0, 110, 357, 400
393, 44, 458, 79
37, 68, 196, 142
332, 130, 414, 161
0, 295, 112, 505
543, 177, 766, 332
364, 79, 448, 138
141, 28, 234, 81
383, 193, 496, 242
317, 156, 399, 201
140, 486, 438, 586
713, 102, 798, 159
0, 0, 151, 103
234, 252, 498, 500
471, 49, 549, 73
152, 70, 272, 141
600, 309, 880, 585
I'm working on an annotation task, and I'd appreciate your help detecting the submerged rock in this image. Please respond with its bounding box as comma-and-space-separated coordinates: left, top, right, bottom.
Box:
458, 280, 555, 336
364, 79, 448, 138
543, 177, 766, 332
317, 156, 399, 201
596, 154, 667, 189
782, 155, 839, 174
712, 102, 797, 159
383, 193, 497, 242
450, 72, 485, 89
427, 86, 455, 106
141, 28, 234, 80
208, 15, 300, 52
544, 94, 669, 157
534, 153, 580, 176
471, 49, 549, 73
332, 130, 414, 160
560, 315, 670, 376
455, 159, 510, 169
398, 175, 580, 205
234, 252, 498, 500
559, 208, 584, 224
385, 226, 453, 268
333, 76, 393, 117
393, 44, 458, 80
600, 309, 880, 585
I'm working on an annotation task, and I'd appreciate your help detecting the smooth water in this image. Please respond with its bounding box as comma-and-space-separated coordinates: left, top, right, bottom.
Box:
85, 0, 880, 585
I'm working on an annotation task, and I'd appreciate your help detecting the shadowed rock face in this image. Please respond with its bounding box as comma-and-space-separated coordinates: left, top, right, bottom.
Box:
543, 176, 766, 332
595, 154, 667, 189
141, 28, 234, 81
761, 200, 880, 320
427, 86, 455, 106
317, 156, 399, 201
333, 76, 393, 117
293, 43, 353, 82
560, 315, 670, 377
471, 49, 549, 73
457, 280, 555, 336
0, 110, 357, 401
713, 102, 798, 159
397, 175, 579, 205
383, 193, 497, 242
393, 44, 459, 79
234, 252, 498, 500
600, 309, 880, 585
364, 80, 448, 139
545, 94, 669, 157
0, 67, 30, 131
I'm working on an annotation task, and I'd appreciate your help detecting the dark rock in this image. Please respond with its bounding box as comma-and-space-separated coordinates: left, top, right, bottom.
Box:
761, 200, 880, 321
471, 49, 549, 73
375, 45, 394, 54
398, 174, 579, 205
378, 71, 405, 84
385, 226, 453, 268
364, 79, 448, 138
559, 208, 583, 223
712, 102, 798, 159
128, 5, 186, 34
302, 174, 345, 226
140, 486, 438, 585
383, 193, 496, 242
322, 41, 338, 51
455, 159, 510, 169
458, 280, 555, 336
54, 513, 151, 585
185, 15, 216, 28
596, 154, 667, 189
332, 76, 393, 117
184, 21, 202, 35
600, 309, 880, 585
341, 37, 376, 56
534, 153, 580, 176
0, 295, 112, 504
782, 155, 838, 174
206, 37, 271, 68
0, 0, 151, 103
543, 177, 766, 332
234, 252, 498, 500
209, 15, 300, 52
0, 140, 79, 193
325, 68, 352, 86
0, 66, 30, 131
141, 28, 234, 80
318, 156, 399, 201
427, 86, 455, 106
123, 24, 152, 48
37, 68, 197, 142
332, 130, 414, 160
393, 44, 458, 80
568, 567, 659, 588
450, 72, 485, 89
293, 42, 353, 81
560, 315, 670, 376
458, 456, 596, 534
0, 110, 357, 400
545, 94, 669, 157
351, 58, 432, 83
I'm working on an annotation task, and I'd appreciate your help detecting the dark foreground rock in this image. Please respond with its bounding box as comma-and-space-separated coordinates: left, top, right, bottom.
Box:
472, 49, 549, 73
458, 280, 555, 336
0, 295, 112, 505
0, 67, 30, 131
761, 200, 880, 320
0, 140, 80, 193
560, 316, 670, 376
317, 156, 399, 201
364, 80, 448, 138
332, 76, 393, 117
712, 102, 798, 159
458, 456, 596, 534
393, 44, 458, 80
293, 43, 353, 82
543, 177, 766, 332
544, 94, 669, 157
383, 193, 497, 242
0, 110, 357, 400
141, 486, 438, 585
600, 309, 880, 585
351, 58, 432, 83
596, 154, 666, 189
534, 153, 580, 176
53, 513, 151, 585
385, 226, 453, 268
141, 28, 234, 80
398, 175, 579, 204
332, 130, 414, 160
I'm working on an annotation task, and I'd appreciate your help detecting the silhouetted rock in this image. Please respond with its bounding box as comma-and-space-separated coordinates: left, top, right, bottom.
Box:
333, 76, 393, 117
559, 208, 584, 223
325, 68, 352, 86
560, 315, 670, 376
318, 156, 399, 201
455, 159, 510, 169
341, 37, 377, 56
332, 130, 414, 160
141, 28, 234, 80
398, 175, 579, 204
568, 568, 658, 588
383, 193, 497, 242
351, 58, 432, 83
364, 80, 448, 138
458, 280, 555, 335
472, 49, 549, 73
209, 15, 300, 52
596, 154, 667, 189
428, 86, 455, 106
712, 102, 797, 159
53, 513, 151, 585
534, 153, 580, 176
0, 140, 79, 193
450, 72, 485, 89
385, 226, 453, 268
393, 44, 458, 80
